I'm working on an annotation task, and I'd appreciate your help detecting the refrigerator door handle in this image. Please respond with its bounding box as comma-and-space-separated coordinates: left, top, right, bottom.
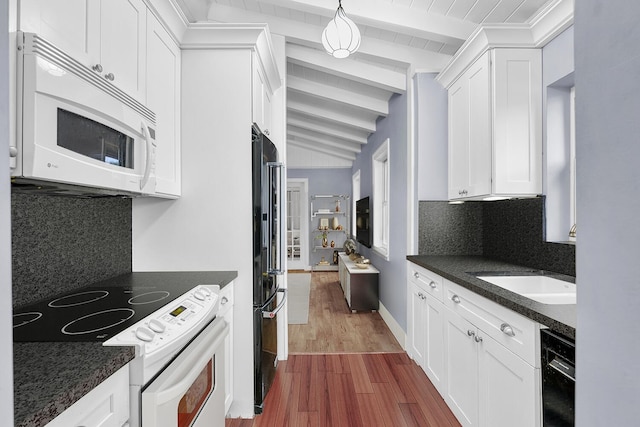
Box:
267, 161, 285, 275
262, 288, 287, 318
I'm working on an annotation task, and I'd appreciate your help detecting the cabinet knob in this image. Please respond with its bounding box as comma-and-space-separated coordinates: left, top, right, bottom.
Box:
429, 281, 437, 289
451, 295, 461, 304
417, 292, 424, 299
414, 272, 419, 279
221, 296, 229, 305
104, 73, 115, 81
500, 323, 516, 337
92, 63, 103, 73
474, 335, 483, 343
467, 330, 475, 337
264, 129, 270, 135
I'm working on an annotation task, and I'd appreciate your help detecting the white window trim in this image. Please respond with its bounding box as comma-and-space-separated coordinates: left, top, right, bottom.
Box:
372, 139, 390, 260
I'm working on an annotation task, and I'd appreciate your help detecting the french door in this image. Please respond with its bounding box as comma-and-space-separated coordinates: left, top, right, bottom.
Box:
286, 179, 308, 270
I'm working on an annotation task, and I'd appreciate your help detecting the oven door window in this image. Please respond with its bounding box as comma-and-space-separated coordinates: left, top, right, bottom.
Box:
178, 357, 215, 427
57, 108, 134, 168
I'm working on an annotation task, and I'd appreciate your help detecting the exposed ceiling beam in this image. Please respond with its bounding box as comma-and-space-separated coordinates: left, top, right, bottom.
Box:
288, 127, 362, 154
207, 3, 452, 70
288, 138, 357, 161
288, 75, 389, 116
288, 114, 368, 145
288, 97, 377, 133
257, 0, 476, 46
286, 44, 406, 94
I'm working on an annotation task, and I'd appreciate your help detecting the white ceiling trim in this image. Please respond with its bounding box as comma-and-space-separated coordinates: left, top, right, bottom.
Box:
288, 115, 368, 145
288, 138, 357, 161
288, 127, 362, 154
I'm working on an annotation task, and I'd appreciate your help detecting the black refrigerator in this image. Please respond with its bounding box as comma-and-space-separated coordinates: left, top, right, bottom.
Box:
252, 124, 286, 414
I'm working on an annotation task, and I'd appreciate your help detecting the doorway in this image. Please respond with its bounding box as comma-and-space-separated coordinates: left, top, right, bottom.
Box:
286, 179, 309, 270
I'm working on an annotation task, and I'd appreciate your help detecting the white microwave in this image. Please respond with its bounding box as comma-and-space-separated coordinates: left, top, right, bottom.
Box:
11, 32, 157, 196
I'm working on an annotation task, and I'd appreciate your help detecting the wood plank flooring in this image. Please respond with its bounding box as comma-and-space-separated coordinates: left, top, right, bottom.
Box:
226, 353, 461, 427
288, 272, 403, 353
225, 272, 460, 427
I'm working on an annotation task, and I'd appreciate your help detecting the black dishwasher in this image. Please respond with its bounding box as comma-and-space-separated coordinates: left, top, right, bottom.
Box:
541, 329, 575, 426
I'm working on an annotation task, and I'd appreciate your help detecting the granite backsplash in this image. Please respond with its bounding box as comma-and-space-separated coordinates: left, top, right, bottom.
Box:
12, 192, 132, 308
418, 197, 575, 277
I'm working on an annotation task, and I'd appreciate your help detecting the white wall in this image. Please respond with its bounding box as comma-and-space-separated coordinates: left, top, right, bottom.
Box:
1, 0, 14, 423
575, 2, 640, 425
132, 48, 256, 417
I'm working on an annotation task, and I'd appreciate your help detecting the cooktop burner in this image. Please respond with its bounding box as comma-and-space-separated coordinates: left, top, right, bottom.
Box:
13, 272, 216, 342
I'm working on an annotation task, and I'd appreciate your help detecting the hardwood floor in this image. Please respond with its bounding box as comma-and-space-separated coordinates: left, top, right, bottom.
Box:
224, 272, 460, 426
288, 272, 403, 353
225, 353, 461, 427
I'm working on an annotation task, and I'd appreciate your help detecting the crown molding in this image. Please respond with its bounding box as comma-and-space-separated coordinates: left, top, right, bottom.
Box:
436, 0, 574, 89
181, 23, 282, 94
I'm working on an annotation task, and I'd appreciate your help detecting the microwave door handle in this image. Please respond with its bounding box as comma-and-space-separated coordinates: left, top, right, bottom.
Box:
139, 122, 154, 191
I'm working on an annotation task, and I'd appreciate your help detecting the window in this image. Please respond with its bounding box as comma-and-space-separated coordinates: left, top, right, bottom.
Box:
372, 139, 390, 259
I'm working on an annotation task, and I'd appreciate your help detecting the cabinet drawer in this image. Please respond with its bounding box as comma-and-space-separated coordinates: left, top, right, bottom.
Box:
444, 279, 539, 366
408, 262, 444, 303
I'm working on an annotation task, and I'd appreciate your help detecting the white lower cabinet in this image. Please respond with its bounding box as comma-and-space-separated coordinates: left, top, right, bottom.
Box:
46, 364, 129, 427
407, 262, 541, 427
218, 282, 235, 415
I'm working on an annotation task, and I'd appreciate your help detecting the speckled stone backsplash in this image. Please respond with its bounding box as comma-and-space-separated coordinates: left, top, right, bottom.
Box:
12, 192, 132, 308
418, 201, 483, 255
419, 197, 575, 277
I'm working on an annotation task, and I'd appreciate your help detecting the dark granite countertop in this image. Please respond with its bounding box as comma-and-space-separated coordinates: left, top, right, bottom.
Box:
406, 255, 576, 339
13, 270, 237, 427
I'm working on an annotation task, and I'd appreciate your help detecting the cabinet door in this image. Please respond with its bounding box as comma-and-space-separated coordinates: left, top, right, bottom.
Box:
448, 52, 492, 199
99, 0, 147, 101
252, 59, 272, 134
146, 14, 181, 197
444, 307, 479, 427
219, 284, 234, 414
19, 0, 98, 63
478, 333, 540, 427
492, 48, 542, 196
407, 281, 426, 366
424, 293, 446, 394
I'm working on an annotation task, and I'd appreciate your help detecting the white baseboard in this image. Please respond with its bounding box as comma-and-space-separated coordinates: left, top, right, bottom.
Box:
378, 301, 406, 350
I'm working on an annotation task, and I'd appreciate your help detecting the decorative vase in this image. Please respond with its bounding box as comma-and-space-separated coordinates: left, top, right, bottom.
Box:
330, 240, 335, 248
335, 199, 341, 212
322, 237, 328, 248
332, 217, 339, 230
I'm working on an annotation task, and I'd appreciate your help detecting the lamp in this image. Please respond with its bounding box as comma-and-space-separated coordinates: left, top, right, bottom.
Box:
321, 0, 361, 58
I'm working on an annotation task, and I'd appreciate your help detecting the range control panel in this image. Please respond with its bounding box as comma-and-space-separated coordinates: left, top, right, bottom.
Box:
104, 285, 220, 356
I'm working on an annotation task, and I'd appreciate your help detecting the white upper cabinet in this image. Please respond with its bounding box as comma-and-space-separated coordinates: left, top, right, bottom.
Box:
252, 54, 273, 135
19, 0, 147, 102
446, 48, 542, 200
145, 13, 181, 197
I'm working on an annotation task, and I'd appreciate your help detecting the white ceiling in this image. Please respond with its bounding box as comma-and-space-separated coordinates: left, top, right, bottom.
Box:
172, 0, 557, 168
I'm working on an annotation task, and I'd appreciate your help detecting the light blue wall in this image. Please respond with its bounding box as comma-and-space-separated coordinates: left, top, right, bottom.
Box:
415, 73, 448, 201
575, 3, 640, 425
352, 92, 409, 330
287, 168, 352, 268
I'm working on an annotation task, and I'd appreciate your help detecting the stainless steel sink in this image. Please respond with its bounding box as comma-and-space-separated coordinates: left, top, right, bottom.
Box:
475, 275, 576, 305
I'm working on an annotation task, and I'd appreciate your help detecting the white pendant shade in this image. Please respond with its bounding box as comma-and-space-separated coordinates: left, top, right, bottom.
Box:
322, 3, 361, 59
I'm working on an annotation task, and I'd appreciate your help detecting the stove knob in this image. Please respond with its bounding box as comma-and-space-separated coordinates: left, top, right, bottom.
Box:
135, 326, 155, 342
148, 319, 166, 333
200, 287, 212, 297
194, 290, 205, 301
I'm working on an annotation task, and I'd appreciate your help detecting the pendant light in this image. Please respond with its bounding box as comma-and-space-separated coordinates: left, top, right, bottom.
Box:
321, 0, 361, 59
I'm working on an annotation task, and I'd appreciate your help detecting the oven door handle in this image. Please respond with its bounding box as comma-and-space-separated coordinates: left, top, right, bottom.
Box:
262, 288, 287, 318
152, 320, 229, 405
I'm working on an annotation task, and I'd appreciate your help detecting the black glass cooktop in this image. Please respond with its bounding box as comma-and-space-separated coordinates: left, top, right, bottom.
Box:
13, 272, 220, 342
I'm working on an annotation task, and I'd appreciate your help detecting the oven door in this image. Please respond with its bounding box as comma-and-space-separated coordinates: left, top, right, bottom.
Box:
141, 317, 229, 427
